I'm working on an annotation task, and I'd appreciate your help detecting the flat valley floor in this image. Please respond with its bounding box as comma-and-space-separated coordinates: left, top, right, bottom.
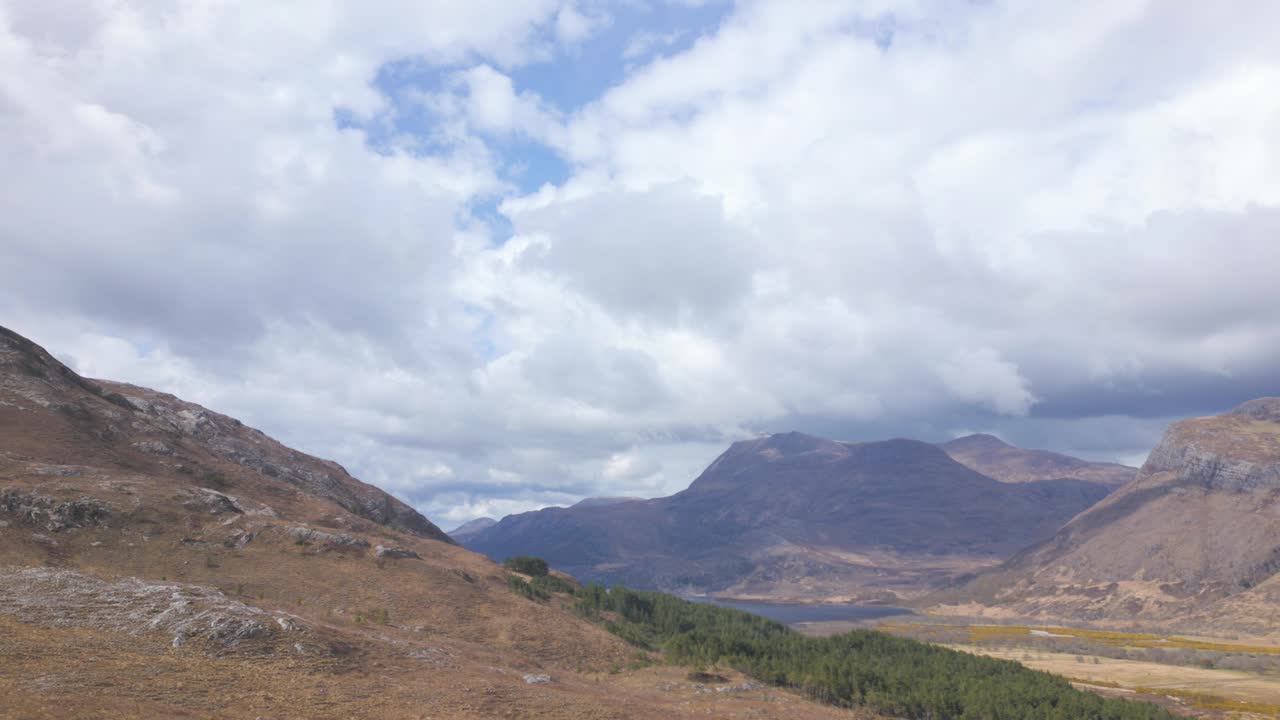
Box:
799, 618, 1280, 719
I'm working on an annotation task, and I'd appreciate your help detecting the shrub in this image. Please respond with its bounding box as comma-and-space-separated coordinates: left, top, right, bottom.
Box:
508, 575, 550, 602
530, 574, 576, 596
199, 469, 232, 490
503, 555, 549, 576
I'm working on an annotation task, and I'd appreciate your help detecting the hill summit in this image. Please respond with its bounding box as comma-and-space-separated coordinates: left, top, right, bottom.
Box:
940, 433, 1137, 488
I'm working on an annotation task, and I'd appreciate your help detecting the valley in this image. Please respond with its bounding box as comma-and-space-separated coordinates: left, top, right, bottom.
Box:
2, 320, 1277, 720
5, 5, 1275, 718
825, 619, 1280, 719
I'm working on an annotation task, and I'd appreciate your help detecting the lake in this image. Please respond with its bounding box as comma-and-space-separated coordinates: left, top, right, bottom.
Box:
682, 596, 912, 625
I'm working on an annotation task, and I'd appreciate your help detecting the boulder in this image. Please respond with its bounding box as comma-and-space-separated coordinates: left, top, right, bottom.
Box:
288, 526, 369, 550
374, 545, 420, 559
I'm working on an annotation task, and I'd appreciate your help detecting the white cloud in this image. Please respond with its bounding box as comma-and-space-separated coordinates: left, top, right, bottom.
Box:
938, 348, 1037, 417
4, 1, 1280, 527
454, 64, 563, 141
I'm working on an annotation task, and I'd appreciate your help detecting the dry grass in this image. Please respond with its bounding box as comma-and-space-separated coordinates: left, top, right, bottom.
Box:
986, 647, 1280, 718
863, 620, 1280, 720
0, 456, 877, 719
964, 625, 1280, 655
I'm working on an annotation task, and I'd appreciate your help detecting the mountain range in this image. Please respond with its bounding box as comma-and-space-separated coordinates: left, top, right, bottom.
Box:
462, 431, 1131, 602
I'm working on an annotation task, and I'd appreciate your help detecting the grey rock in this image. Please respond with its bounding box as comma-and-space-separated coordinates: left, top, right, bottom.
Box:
0, 566, 304, 649
287, 526, 369, 550
131, 440, 173, 455
183, 488, 244, 515
374, 545, 420, 559
1145, 435, 1280, 491
522, 674, 552, 684
230, 529, 256, 548
0, 488, 111, 531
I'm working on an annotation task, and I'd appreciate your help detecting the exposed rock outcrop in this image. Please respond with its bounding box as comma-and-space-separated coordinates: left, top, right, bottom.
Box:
375, 545, 420, 559
182, 488, 245, 515
0, 488, 111, 531
1142, 404, 1280, 491
0, 566, 304, 649
288, 526, 370, 550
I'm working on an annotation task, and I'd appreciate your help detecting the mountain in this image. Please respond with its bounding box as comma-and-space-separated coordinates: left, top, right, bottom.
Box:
447, 516, 497, 540
570, 496, 642, 509
463, 432, 1111, 602
0, 326, 851, 720
931, 399, 1280, 635
941, 433, 1137, 488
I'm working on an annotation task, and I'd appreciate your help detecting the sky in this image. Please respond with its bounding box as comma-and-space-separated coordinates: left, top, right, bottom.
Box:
3, 1, 1280, 530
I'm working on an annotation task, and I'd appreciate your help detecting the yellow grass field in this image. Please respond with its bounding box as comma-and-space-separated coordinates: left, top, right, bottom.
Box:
798, 620, 1280, 718
950, 644, 1280, 718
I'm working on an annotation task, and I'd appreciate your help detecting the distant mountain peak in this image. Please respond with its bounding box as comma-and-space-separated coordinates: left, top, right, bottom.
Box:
448, 517, 497, 538
757, 431, 835, 453
571, 496, 641, 509
940, 432, 1136, 489
942, 433, 1013, 451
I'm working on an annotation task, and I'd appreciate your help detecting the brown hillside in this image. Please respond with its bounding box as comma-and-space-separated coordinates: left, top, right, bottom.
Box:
930, 399, 1280, 636
0, 326, 867, 720
941, 433, 1137, 489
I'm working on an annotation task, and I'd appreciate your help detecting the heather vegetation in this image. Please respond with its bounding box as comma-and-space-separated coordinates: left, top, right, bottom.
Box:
575, 585, 1179, 720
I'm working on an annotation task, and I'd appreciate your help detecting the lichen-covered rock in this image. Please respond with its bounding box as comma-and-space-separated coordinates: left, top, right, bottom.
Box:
132, 439, 173, 455
288, 526, 369, 550
374, 545, 420, 559
0, 488, 111, 531
227, 528, 257, 548
182, 488, 244, 515
0, 566, 305, 649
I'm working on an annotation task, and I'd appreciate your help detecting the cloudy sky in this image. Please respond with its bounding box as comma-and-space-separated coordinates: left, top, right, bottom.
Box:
3, 1, 1279, 529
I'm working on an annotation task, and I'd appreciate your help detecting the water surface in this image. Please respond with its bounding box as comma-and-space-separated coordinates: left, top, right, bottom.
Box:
683, 596, 912, 625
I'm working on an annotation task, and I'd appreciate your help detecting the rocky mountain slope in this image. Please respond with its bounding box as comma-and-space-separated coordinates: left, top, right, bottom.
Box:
0, 326, 860, 720
941, 433, 1137, 488
463, 432, 1112, 602
930, 399, 1280, 635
